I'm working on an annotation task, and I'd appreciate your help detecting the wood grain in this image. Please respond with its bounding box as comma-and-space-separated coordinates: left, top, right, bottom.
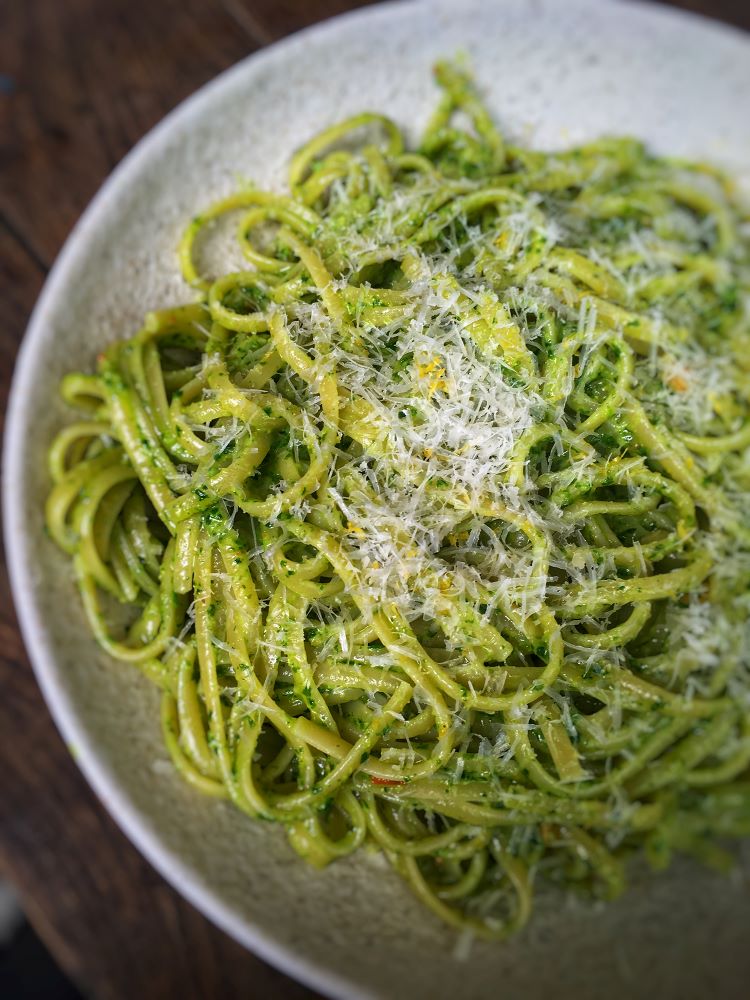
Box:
0, 2, 747, 998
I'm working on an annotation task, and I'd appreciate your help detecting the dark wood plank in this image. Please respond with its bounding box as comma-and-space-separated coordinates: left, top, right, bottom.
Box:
222, 0, 376, 43
0, 0, 261, 263
0, 2, 747, 999
0, 222, 47, 436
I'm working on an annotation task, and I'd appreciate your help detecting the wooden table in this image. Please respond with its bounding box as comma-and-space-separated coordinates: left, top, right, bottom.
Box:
1, 1, 748, 997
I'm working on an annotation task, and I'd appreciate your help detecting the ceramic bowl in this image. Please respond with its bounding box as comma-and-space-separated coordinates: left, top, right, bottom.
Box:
5, 1, 750, 996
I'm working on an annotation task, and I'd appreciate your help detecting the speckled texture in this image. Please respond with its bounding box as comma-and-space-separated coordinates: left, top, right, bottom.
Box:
5, 1, 750, 997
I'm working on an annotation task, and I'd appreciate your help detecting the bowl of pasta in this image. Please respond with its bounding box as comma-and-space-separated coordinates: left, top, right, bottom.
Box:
5, 0, 750, 997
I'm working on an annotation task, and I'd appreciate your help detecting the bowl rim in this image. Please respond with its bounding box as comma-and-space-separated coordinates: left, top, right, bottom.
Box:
3, 1, 749, 997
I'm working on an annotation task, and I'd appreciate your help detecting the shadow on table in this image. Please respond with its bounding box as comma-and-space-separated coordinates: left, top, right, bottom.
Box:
1, 919, 83, 1000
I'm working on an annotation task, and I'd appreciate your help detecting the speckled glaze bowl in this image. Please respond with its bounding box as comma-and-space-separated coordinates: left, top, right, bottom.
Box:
5, 1, 750, 997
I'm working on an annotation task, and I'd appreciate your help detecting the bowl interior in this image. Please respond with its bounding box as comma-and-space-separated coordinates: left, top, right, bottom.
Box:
5, 1, 750, 997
